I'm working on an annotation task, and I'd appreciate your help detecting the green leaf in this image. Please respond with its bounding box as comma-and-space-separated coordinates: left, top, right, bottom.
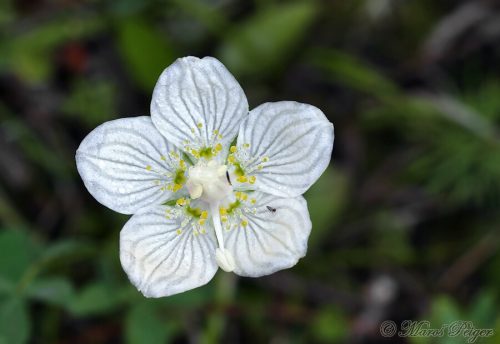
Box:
0, 16, 103, 82
0, 297, 30, 344
40, 240, 94, 265
62, 80, 117, 127
312, 49, 399, 99
68, 283, 126, 316
311, 307, 348, 342
0, 230, 37, 284
25, 278, 75, 307
125, 302, 175, 344
116, 18, 176, 91
217, 2, 317, 77
304, 169, 349, 249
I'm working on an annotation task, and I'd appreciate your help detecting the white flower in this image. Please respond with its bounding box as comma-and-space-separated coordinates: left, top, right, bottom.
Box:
76, 56, 334, 297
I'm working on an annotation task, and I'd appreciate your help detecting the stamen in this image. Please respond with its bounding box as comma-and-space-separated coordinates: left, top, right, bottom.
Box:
211, 203, 235, 272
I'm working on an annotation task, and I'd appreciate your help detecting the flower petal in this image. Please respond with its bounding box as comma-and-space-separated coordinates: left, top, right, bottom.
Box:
224, 191, 311, 277
234, 101, 334, 197
120, 205, 218, 298
76, 116, 186, 215
150, 56, 248, 157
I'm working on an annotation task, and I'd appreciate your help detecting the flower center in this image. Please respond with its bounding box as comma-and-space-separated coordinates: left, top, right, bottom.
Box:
185, 159, 235, 272
185, 160, 233, 203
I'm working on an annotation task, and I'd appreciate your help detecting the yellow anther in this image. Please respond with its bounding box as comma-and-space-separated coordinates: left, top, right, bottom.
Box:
215, 143, 223, 152
200, 228, 206, 234
227, 155, 236, 163
176, 229, 182, 235
219, 207, 227, 215
198, 219, 206, 226
160, 155, 166, 161
171, 151, 179, 159
251, 198, 256, 205
146, 165, 152, 171
241, 220, 248, 227
237, 175, 248, 183
200, 211, 208, 219
249, 176, 256, 184
213, 129, 219, 135
240, 193, 248, 201
197, 122, 203, 128
179, 160, 186, 169
193, 230, 199, 236
234, 191, 242, 199
257, 165, 263, 170
243, 143, 250, 148
230, 146, 237, 153
262, 156, 269, 162
176, 198, 186, 206
173, 183, 183, 192
191, 149, 200, 158
221, 215, 228, 222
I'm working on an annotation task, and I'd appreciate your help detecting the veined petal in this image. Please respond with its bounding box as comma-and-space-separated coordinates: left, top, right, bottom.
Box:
151, 56, 248, 160
223, 191, 311, 277
120, 205, 218, 298
76, 116, 187, 215
233, 101, 334, 197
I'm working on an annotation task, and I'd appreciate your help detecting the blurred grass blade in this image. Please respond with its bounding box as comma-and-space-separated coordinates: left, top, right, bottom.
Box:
0, 230, 37, 285
0, 16, 103, 82
217, 2, 317, 77
116, 18, 176, 91
0, 297, 30, 344
25, 278, 75, 307
304, 169, 349, 249
126, 302, 176, 344
311, 49, 400, 98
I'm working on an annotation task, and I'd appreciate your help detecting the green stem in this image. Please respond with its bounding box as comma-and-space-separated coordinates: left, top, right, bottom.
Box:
202, 272, 237, 343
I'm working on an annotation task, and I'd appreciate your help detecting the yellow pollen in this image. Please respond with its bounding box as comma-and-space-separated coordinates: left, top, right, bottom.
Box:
197, 122, 203, 128
237, 175, 248, 183
145, 165, 152, 171
179, 160, 186, 169
257, 165, 263, 170
227, 155, 236, 163
200, 211, 208, 219
221, 215, 228, 222
219, 207, 227, 215
176, 198, 186, 206
249, 176, 256, 184
176, 229, 182, 235
215, 143, 223, 152
243, 143, 250, 148
262, 156, 269, 162
251, 198, 256, 205
213, 129, 219, 135
230, 146, 237, 153
173, 183, 183, 192
191, 149, 200, 158
241, 220, 248, 227
160, 155, 166, 161
198, 219, 206, 225
240, 193, 248, 201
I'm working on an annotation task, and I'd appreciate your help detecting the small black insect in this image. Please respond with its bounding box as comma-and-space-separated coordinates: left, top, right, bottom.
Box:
266, 206, 277, 213
226, 171, 232, 185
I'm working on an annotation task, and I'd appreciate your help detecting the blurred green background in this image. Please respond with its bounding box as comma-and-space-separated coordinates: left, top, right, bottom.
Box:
0, 0, 499, 343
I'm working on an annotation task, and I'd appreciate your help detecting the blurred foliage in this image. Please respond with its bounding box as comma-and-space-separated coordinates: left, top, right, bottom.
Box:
0, 0, 499, 343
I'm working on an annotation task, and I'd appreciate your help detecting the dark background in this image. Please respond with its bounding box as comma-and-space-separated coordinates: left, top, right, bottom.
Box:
0, 0, 499, 343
